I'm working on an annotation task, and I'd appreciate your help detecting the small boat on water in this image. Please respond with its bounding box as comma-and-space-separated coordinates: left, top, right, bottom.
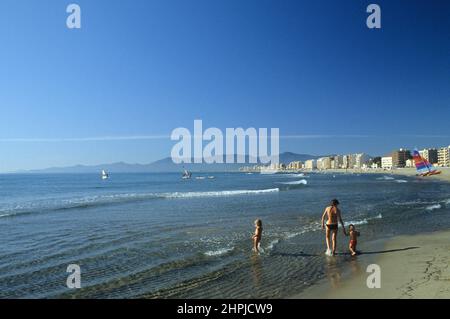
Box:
182, 169, 192, 179
101, 169, 109, 180
413, 149, 441, 176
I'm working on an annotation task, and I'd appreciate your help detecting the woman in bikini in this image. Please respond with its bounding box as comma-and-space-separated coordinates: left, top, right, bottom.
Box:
321, 199, 346, 256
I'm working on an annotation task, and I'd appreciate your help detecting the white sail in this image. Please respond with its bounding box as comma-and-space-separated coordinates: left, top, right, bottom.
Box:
182, 168, 192, 179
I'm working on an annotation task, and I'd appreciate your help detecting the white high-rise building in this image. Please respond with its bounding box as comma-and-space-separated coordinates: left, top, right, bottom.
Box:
332, 155, 343, 169
438, 146, 450, 167
381, 156, 393, 169
317, 157, 332, 170
304, 159, 317, 170
342, 154, 356, 169
354, 153, 370, 169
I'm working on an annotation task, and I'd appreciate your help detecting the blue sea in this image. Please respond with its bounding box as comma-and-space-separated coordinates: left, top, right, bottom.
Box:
0, 172, 449, 298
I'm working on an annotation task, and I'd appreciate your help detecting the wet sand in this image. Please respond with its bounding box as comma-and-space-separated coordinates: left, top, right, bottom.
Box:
294, 230, 450, 298
322, 167, 450, 183
292, 167, 450, 299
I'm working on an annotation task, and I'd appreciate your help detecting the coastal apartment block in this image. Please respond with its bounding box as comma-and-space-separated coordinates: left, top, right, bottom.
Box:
286, 161, 303, 170
419, 148, 438, 165
381, 156, 393, 169
438, 146, 450, 167
332, 155, 343, 169
354, 153, 370, 168
391, 149, 411, 168
304, 159, 317, 170
317, 157, 332, 170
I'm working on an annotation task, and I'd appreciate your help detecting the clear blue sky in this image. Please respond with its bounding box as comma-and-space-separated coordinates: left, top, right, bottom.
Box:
0, 0, 449, 172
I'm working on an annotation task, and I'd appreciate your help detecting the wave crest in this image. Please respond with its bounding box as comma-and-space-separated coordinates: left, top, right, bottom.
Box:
278, 179, 308, 185
0, 188, 280, 218
344, 214, 383, 226
426, 204, 442, 211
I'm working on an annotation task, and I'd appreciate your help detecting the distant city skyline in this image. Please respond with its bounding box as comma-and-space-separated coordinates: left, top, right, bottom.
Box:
7, 144, 450, 174
1, 0, 449, 172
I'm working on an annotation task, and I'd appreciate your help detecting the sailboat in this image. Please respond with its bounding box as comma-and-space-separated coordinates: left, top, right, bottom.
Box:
181, 168, 192, 179
412, 149, 441, 176
101, 169, 109, 180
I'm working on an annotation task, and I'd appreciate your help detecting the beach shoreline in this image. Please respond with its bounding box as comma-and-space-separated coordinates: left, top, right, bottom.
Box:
317, 167, 450, 183
291, 168, 450, 299
293, 230, 450, 299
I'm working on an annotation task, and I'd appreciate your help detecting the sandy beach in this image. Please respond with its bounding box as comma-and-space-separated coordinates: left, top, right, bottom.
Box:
292, 168, 450, 299
388, 167, 450, 183
295, 230, 450, 299
321, 167, 450, 183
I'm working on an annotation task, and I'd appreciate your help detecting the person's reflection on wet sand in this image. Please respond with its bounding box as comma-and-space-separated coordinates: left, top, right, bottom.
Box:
325, 255, 342, 288
349, 255, 363, 275
250, 254, 263, 289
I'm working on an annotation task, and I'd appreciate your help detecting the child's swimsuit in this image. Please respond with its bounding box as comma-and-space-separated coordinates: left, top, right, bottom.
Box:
350, 239, 357, 247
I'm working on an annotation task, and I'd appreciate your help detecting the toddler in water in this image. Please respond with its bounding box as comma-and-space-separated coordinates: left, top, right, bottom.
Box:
252, 219, 263, 253
347, 224, 360, 256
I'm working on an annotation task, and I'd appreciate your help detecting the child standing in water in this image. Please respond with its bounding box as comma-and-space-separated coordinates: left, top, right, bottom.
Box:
348, 224, 360, 256
252, 219, 263, 253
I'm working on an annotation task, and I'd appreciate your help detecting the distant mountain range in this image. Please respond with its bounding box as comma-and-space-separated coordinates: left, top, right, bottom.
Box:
23, 152, 330, 173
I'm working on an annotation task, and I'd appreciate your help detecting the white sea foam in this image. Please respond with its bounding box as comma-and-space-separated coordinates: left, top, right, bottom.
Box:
394, 200, 436, 206
376, 176, 395, 180
286, 173, 305, 177
266, 239, 279, 251
285, 173, 309, 178
345, 219, 368, 226
278, 179, 308, 185
395, 179, 408, 183
165, 188, 280, 198
0, 188, 280, 217
285, 230, 308, 239
426, 204, 442, 211
204, 247, 234, 256
344, 214, 382, 227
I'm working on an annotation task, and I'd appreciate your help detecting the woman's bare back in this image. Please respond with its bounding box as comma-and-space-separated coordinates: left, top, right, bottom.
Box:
325, 206, 339, 225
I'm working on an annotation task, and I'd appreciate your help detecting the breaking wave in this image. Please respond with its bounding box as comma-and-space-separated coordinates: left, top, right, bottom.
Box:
165, 188, 280, 198
426, 204, 442, 211
278, 179, 308, 186
344, 214, 383, 226
0, 188, 280, 218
